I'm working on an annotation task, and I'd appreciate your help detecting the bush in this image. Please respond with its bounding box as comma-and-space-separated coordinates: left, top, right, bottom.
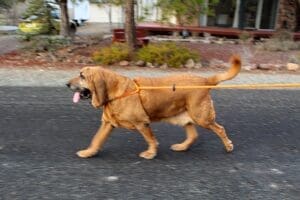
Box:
272, 30, 293, 41
289, 53, 300, 64
21, 35, 71, 52
239, 31, 252, 42
136, 42, 199, 68
262, 40, 299, 51
259, 30, 300, 51
92, 43, 130, 65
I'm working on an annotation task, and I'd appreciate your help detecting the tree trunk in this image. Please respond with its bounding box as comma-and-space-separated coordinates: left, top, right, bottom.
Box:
125, 0, 136, 54
58, 0, 70, 37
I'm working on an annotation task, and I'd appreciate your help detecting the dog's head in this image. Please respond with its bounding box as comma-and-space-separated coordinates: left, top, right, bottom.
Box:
66, 67, 107, 108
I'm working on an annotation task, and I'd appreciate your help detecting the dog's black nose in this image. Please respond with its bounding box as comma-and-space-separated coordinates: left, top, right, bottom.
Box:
66, 83, 70, 88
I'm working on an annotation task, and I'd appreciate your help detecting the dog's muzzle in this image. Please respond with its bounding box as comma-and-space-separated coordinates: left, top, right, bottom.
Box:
80, 88, 92, 99
66, 83, 92, 103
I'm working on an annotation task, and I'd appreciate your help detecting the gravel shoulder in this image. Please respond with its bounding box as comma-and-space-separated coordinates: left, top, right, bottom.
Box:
0, 67, 299, 87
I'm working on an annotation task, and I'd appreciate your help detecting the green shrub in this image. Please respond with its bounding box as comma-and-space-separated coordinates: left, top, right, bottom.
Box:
92, 43, 130, 65
261, 40, 299, 51
259, 30, 300, 51
289, 53, 300, 64
136, 42, 199, 68
21, 35, 71, 52
0, 14, 5, 26
239, 31, 252, 42
272, 30, 293, 41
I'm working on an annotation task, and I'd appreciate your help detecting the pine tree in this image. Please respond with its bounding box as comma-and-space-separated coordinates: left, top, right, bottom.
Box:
125, 0, 136, 54
23, 0, 58, 34
157, 0, 219, 26
55, 0, 70, 37
0, 0, 14, 9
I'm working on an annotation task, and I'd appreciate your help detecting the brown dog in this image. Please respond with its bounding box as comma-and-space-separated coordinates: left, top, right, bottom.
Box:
67, 55, 241, 159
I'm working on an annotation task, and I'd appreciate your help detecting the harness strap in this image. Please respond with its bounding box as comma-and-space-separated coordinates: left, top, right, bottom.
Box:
107, 80, 141, 102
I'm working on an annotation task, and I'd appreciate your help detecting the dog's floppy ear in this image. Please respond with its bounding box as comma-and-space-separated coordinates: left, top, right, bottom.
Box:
90, 69, 108, 108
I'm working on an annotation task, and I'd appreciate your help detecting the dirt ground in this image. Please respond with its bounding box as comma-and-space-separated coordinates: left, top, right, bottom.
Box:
0, 35, 21, 55
185, 42, 298, 65
0, 23, 299, 71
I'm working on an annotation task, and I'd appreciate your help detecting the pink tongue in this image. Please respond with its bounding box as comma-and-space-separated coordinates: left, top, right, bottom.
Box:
73, 92, 80, 103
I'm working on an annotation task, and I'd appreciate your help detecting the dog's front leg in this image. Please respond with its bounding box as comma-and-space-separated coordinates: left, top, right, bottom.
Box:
136, 123, 158, 159
77, 121, 113, 158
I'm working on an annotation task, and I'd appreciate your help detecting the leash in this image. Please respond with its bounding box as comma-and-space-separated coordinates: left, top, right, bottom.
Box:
138, 83, 300, 90
109, 82, 300, 102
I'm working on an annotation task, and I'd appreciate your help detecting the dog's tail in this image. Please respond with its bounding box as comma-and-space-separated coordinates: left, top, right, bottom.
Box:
207, 55, 241, 85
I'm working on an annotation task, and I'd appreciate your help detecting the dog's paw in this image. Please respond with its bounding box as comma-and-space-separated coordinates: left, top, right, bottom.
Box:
76, 149, 98, 158
225, 140, 234, 153
170, 144, 189, 152
139, 151, 157, 159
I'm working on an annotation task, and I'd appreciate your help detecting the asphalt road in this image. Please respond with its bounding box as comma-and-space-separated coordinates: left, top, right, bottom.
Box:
0, 87, 299, 200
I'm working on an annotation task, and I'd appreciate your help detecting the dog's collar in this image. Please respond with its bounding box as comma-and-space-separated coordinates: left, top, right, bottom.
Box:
106, 80, 141, 103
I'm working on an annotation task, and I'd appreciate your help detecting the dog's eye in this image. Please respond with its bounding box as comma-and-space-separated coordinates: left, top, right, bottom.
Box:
80, 72, 85, 79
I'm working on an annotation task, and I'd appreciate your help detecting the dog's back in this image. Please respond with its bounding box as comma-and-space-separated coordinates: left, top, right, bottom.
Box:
134, 55, 241, 121
134, 75, 207, 120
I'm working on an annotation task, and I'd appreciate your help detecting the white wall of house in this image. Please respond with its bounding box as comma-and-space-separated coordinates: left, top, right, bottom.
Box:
88, 4, 124, 23
137, 0, 159, 22
68, 0, 162, 24
68, 0, 89, 22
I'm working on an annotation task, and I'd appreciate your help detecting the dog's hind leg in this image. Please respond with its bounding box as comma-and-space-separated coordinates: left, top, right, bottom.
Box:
136, 123, 158, 159
77, 121, 113, 158
207, 122, 233, 152
171, 124, 198, 151
187, 95, 233, 152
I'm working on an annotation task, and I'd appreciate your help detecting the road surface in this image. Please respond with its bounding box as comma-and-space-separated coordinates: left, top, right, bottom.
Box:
0, 87, 299, 199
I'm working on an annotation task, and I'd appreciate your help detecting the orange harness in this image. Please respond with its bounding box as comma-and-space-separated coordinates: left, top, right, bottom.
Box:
107, 80, 141, 102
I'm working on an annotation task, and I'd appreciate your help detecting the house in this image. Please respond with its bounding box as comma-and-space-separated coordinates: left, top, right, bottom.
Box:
2, 0, 299, 34
68, 0, 162, 25
83, 0, 299, 32
199, 0, 299, 32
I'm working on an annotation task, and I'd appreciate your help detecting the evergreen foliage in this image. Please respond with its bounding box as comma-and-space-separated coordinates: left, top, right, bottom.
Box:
21, 0, 59, 34
156, 0, 219, 25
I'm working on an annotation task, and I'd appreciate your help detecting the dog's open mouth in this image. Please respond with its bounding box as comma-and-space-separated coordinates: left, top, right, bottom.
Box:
73, 88, 91, 103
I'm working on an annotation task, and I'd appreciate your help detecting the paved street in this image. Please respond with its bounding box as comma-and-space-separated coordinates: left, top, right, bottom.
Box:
0, 86, 299, 199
